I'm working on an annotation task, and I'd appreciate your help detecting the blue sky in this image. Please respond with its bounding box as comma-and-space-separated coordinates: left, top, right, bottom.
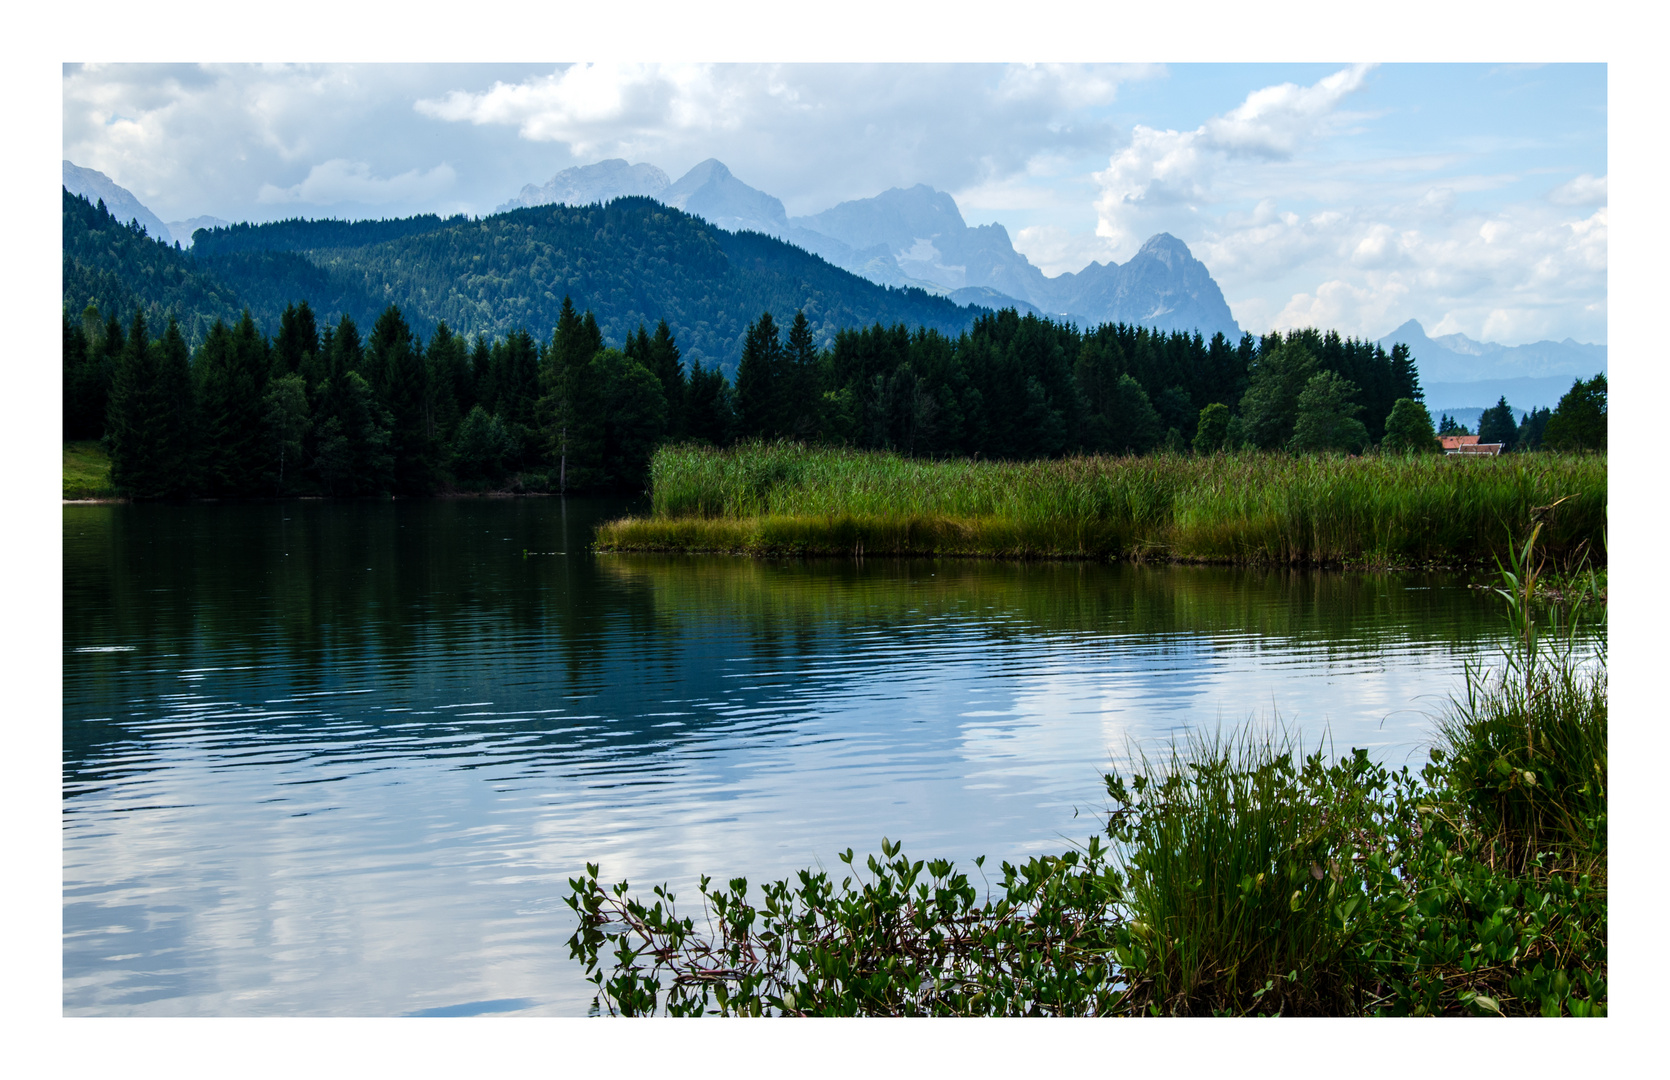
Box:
62, 62, 1606, 345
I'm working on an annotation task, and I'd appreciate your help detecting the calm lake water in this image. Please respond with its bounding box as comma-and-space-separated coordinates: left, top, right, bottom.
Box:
65, 498, 1513, 1016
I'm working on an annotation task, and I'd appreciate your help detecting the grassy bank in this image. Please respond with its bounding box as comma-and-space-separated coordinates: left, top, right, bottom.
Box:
63, 441, 117, 500
596, 444, 1606, 567
566, 553, 1606, 1016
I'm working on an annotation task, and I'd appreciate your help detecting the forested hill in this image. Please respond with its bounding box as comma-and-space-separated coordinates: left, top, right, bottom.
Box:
65, 190, 982, 373
191, 213, 469, 255
63, 189, 243, 346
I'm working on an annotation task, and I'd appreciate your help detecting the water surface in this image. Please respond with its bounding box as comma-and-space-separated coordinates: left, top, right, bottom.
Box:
65, 498, 1511, 1015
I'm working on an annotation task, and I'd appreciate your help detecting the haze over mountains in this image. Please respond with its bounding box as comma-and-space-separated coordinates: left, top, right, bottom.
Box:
60, 155, 1607, 409
62, 161, 228, 249
501, 158, 1242, 340
1375, 319, 1607, 412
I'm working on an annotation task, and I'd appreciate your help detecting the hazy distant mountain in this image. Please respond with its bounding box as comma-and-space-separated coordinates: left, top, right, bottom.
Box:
659, 158, 791, 236
1376, 318, 1607, 408
62, 161, 174, 245
792, 184, 1052, 309
165, 215, 231, 249
494, 159, 1247, 336
945, 286, 1042, 318
496, 159, 671, 213
1046, 234, 1241, 338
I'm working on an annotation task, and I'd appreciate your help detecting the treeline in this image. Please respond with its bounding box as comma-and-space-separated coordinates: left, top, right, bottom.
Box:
63, 188, 984, 371
76, 283, 1559, 500
1435, 376, 1608, 453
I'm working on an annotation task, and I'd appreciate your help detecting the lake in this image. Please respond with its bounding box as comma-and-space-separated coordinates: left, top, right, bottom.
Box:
65, 497, 1512, 1016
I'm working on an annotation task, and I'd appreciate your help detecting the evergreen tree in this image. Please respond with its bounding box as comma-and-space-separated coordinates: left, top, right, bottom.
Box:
646, 319, 685, 441
368, 305, 437, 494
196, 311, 271, 494
1437, 413, 1469, 436
425, 321, 466, 447
451, 404, 513, 485
471, 333, 494, 415
105, 310, 170, 497
62, 308, 96, 440
1543, 374, 1607, 451
1289, 371, 1369, 453
1192, 402, 1231, 454
314, 371, 394, 495
1516, 406, 1552, 451
1104, 374, 1162, 454
1382, 398, 1440, 454
783, 310, 823, 440
735, 311, 787, 439
541, 296, 603, 491
65, 305, 122, 441
568, 349, 668, 491
327, 314, 364, 384
684, 358, 735, 447
1476, 396, 1519, 451
1389, 343, 1421, 402
275, 300, 320, 377
1238, 337, 1318, 449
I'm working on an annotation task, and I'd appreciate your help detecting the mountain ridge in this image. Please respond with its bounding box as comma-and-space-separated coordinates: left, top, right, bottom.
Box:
500, 160, 1241, 338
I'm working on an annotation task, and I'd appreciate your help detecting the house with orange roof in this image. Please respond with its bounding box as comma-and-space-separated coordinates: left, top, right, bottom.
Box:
1438, 434, 1503, 455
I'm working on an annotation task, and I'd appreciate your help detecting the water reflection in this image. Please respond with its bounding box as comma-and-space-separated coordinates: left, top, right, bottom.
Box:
65, 499, 1513, 1016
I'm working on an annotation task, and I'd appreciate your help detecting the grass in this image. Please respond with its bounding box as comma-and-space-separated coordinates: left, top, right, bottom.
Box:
63, 440, 117, 500
597, 443, 1608, 568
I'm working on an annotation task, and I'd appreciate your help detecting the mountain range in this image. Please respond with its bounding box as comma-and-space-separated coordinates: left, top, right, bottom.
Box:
500, 158, 1243, 339
1374, 319, 1607, 412
60, 157, 1608, 409
62, 161, 228, 249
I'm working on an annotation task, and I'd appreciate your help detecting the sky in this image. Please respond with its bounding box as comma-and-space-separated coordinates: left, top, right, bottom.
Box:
62, 62, 1606, 346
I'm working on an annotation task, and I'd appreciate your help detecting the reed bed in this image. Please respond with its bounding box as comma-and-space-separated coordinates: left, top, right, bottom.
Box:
598, 442, 1607, 567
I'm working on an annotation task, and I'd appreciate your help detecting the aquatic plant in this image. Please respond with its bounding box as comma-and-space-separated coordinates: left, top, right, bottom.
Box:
598, 442, 1607, 567
568, 517, 1607, 1016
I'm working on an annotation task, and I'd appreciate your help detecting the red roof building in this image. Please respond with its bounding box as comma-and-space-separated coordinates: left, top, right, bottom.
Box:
1438, 434, 1503, 455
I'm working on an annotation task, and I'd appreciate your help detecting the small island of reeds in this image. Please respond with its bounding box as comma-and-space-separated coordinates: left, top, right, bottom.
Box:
595, 443, 1607, 568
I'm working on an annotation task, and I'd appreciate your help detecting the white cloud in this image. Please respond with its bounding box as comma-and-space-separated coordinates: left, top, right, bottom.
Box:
1011, 225, 1122, 276
413, 63, 1158, 216
61, 63, 1605, 346
1548, 172, 1607, 205
256, 160, 457, 206
1092, 64, 1375, 253
1259, 203, 1607, 341
415, 64, 736, 155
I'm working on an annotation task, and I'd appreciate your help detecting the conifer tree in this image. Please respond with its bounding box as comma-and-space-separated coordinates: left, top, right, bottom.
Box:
1476, 396, 1518, 451
425, 321, 467, 446
196, 312, 271, 494
369, 305, 436, 494
646, 319, 685, 440
314, 370, 394, 496
275, 301, 320, 377
1543, 375, 1606, 451
683, 358, 735, 447
735, 311, 786, 439
106, 310, 168, 497
153, 317, 198, 493
784, 310, 822, 440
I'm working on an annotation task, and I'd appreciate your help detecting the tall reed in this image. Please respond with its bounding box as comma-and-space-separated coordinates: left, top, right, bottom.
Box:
1433, 523, 1608, 872
602, 442, 1607, 566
